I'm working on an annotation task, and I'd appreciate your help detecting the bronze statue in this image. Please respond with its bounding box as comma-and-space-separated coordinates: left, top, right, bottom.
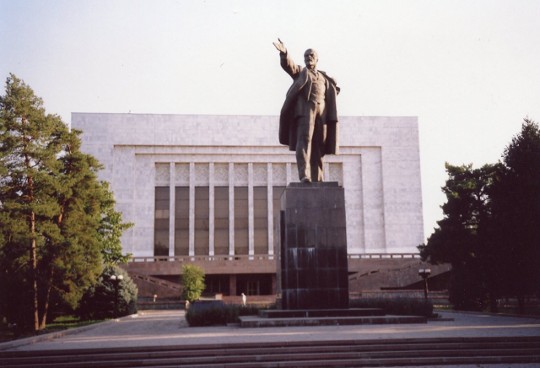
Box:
273, 38, 340, 183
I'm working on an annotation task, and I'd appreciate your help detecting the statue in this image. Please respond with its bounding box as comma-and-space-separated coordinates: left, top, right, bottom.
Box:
273, 39, 340, 183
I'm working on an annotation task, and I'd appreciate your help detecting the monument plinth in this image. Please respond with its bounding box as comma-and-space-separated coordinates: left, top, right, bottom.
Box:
277, 182, 349, 309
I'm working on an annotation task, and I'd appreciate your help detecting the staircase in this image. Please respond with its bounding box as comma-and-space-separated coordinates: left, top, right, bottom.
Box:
348, 259, 451, 292
2, 336, 540, 367
127, 271, 182, 297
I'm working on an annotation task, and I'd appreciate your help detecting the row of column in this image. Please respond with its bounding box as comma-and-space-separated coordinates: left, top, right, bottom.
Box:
165, 162, 295, 257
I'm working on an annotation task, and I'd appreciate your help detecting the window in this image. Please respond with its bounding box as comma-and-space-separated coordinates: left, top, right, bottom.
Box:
154, 187, 169, 256
214, 187, 229, 255
175, 187, 189, 256
234, 187, 248, 255
194, 187, 209, 255
254, 187, 268, 254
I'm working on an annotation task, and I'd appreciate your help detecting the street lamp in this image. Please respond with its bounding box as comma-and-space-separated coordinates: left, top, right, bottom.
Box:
418, 268, 431, 300
110, 274, 124, 318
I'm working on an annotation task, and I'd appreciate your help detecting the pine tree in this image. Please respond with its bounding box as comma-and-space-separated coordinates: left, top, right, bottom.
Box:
418, 163, 499, 310
420, 118, 540, 313
0, 74, 67, 331
489, 118, 540, 310
0, 74, 131, 332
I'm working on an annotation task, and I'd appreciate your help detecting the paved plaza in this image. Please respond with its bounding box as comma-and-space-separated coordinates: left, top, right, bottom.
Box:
2, 310, 539, 354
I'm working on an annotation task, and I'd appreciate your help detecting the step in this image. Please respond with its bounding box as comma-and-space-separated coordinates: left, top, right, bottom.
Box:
258, 308, 385, 318
239, 314, 427, 328
2, 336, 540, 368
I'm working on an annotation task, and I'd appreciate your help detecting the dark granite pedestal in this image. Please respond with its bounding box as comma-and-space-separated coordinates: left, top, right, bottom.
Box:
276, 182, 349, 310
242, 182, 427, 327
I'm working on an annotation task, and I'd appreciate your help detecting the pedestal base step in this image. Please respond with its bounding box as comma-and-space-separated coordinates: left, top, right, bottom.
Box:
239, 314, 427, 328
259, 308, 385, 319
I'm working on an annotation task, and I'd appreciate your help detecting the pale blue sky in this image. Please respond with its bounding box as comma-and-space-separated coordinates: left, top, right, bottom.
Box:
2, 0, 540, 240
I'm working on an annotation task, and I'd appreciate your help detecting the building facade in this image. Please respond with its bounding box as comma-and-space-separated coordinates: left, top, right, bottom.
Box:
73, 113, 424, 296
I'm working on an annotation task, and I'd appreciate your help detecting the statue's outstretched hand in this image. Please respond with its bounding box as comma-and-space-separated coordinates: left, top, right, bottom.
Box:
273, 38, 287, 53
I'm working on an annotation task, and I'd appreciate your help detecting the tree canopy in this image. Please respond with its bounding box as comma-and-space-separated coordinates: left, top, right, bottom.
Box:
489, 118, 540, 304
0, 74, 131, 332
419, 118, 540, 311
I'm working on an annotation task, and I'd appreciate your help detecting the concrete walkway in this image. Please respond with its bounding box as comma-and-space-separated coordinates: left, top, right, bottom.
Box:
2, 310, 540, 367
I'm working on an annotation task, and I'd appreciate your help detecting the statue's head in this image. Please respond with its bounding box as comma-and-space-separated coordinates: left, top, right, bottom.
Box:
304, 48, 318, 69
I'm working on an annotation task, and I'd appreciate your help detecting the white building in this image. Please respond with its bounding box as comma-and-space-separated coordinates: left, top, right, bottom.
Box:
73, 113, 424, 296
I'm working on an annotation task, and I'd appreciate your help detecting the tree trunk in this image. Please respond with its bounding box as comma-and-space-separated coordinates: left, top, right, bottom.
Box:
39, 269, 54, 330
22, 113, 41, 333
30, 210, 40, 332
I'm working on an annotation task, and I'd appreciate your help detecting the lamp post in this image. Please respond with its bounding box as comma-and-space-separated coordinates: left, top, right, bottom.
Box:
418, 268, 431, 300
110, 274, 124, 318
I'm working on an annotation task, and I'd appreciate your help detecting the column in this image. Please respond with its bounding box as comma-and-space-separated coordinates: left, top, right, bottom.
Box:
228, 162, 235, 256
248, 163, 254, 256
189, 162, 195, 256
229, 275, 237, 296
168, 163, 175, 257
209, 163, 215, 257
267, 162, 274, 256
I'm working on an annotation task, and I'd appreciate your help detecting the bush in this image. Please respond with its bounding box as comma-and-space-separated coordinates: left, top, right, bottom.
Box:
77, 265, 138, 320
185, 302, 264, 327
185, 301, 227, 326
350, 297, 434, 317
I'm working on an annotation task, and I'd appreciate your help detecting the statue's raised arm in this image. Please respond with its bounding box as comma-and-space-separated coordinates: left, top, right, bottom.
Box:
273, 38, 287, 54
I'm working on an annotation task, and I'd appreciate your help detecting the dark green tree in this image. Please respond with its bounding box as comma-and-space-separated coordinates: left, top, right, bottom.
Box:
57, 132, 132, 266
77, 265, 138, 320
489, 118, 540, 310
420, 118, 540, 313
419, 163, 499, 310
0, 74, 131, 332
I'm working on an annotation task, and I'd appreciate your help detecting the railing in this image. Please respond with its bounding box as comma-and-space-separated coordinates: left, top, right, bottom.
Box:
348, 253, 421, 259
130, 254, 275, 263
129, 253, 421, 263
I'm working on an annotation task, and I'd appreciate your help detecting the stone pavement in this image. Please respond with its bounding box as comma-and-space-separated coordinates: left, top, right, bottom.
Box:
1, 310, 540, 367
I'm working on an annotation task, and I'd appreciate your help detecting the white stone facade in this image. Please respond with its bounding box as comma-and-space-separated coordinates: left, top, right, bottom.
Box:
72, 113, 423, 257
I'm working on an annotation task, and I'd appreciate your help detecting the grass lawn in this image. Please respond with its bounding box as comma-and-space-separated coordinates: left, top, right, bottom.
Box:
0, 315, 104, 343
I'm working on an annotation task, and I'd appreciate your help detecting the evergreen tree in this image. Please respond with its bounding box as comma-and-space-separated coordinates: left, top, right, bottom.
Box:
0, 74, 131, 332
420, 118, 540, 312
419, 163, 499, 310
489, 118, 540, 310
97, 182, 133, 265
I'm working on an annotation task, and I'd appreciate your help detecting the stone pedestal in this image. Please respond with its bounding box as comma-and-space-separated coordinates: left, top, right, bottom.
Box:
277, 182, 349, 309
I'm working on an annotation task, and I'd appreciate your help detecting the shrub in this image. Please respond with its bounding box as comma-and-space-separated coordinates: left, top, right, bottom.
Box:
185, 301, 227, 326
350, 296, 433, 317
77, 265, 138, 320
